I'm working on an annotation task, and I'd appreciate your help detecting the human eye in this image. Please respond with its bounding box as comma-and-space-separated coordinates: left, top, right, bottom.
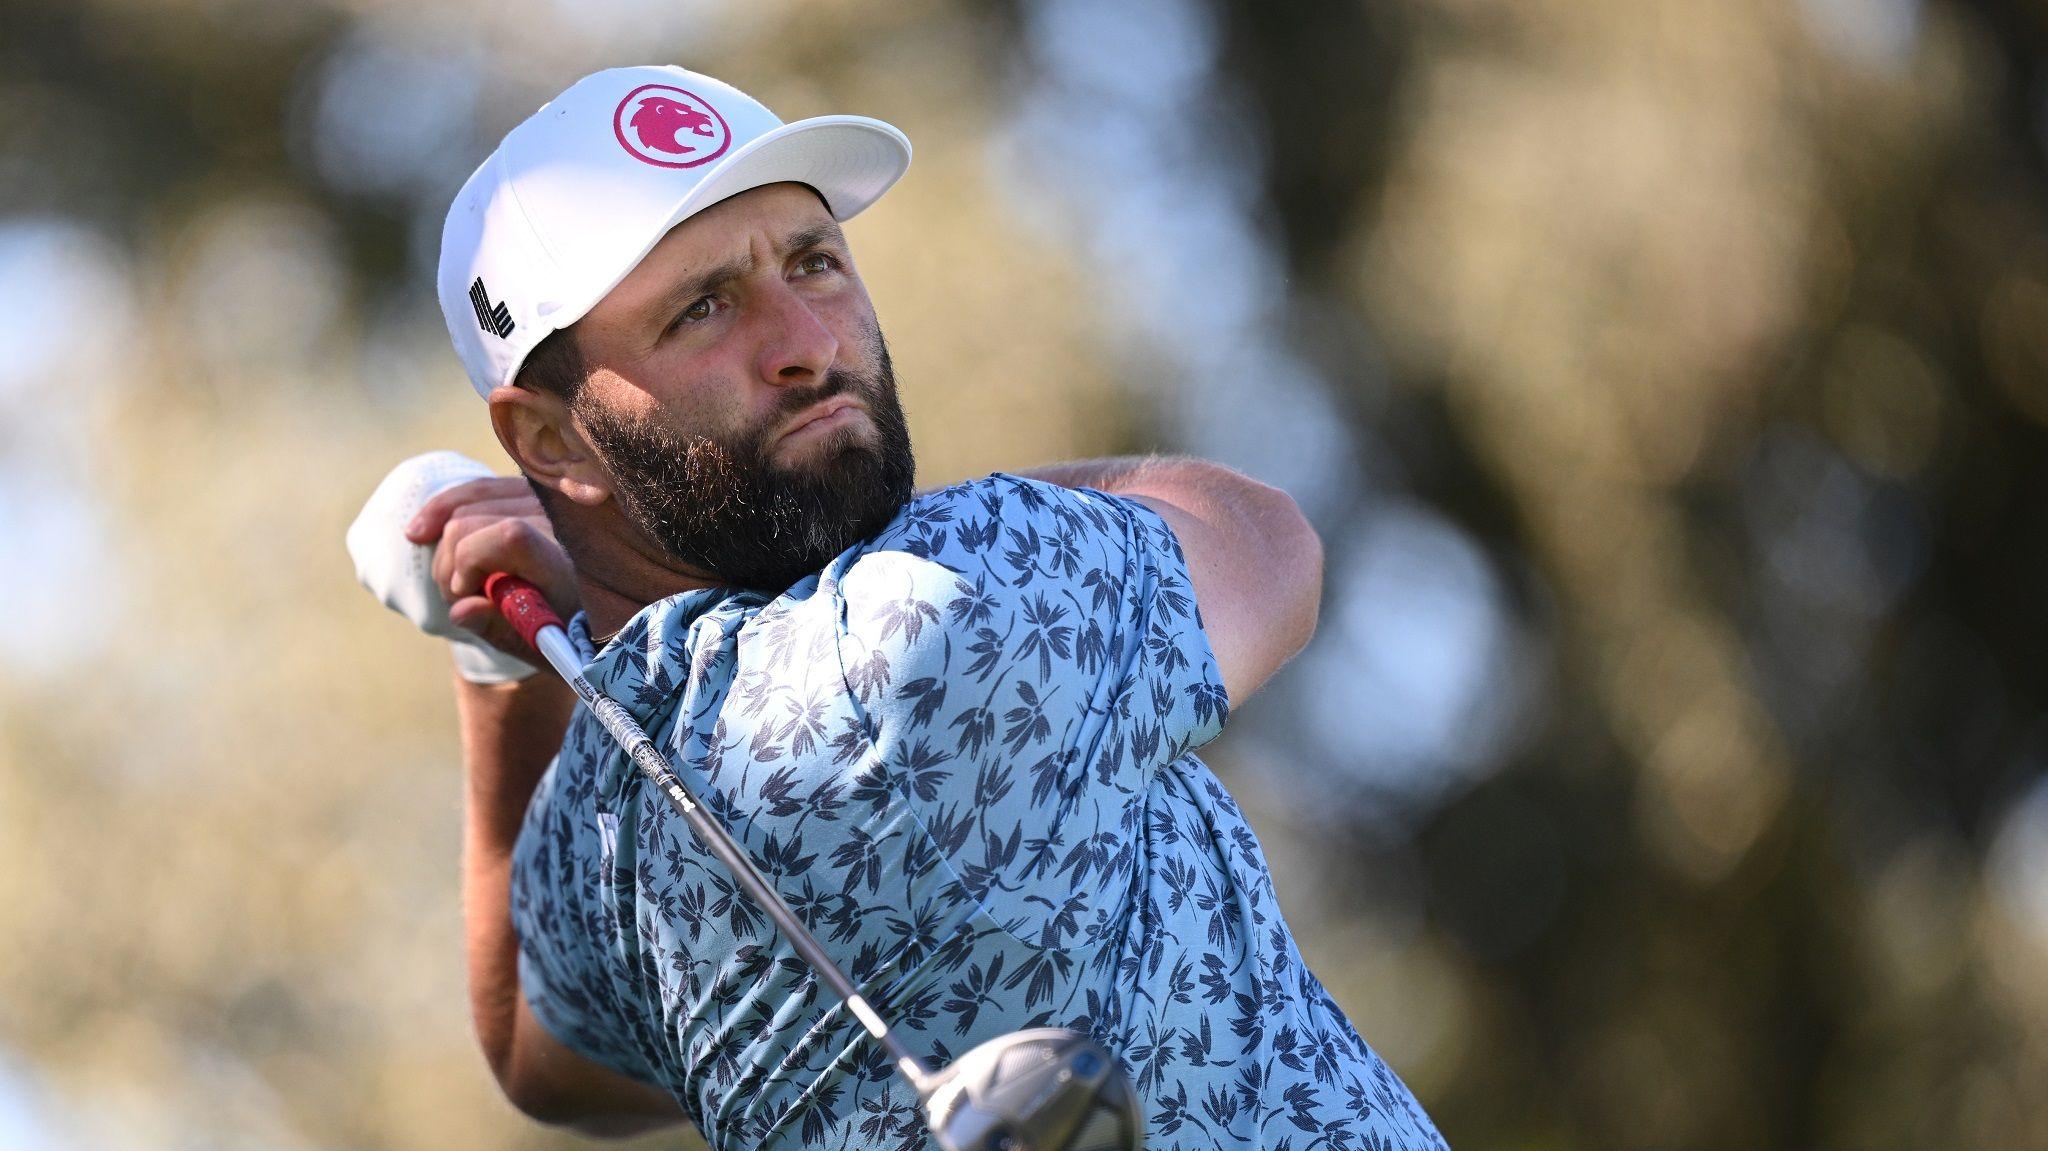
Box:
667, 296, 718, 332
794, 250, 842, 277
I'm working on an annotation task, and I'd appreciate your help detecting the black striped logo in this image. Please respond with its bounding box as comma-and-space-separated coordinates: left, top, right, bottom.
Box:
469, 278, 514, 339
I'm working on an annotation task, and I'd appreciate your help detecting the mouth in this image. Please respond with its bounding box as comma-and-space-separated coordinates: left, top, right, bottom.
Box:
776, 397, 864, 445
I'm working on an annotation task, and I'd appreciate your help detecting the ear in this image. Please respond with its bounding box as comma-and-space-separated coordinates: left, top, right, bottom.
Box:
488, 385, 613, 507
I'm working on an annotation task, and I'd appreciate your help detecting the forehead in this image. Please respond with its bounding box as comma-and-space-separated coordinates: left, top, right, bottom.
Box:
594, 183, 839, 313
663, 182, 836, 261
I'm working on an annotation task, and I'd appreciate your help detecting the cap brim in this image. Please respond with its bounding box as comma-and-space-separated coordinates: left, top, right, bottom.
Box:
674, 114, 911, 223
552, 115, 911, 332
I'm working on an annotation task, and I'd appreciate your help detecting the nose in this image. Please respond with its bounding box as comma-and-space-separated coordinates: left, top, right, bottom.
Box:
754, 282, 839, 388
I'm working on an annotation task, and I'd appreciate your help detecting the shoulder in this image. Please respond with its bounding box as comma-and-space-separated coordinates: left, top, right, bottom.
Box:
829, 473, 1193, 615
831, 476, 1134, 603
825, 473, 1198, 678
855, 473, 1160, 573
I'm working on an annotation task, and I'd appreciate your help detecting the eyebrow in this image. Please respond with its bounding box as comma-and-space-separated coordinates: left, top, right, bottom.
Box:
642, 253, 751, 333
640, 221, 851, 332
784, 221, 848, 254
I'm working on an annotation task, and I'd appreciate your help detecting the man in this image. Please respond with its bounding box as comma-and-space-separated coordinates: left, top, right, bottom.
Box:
364, 65, 1448, 1149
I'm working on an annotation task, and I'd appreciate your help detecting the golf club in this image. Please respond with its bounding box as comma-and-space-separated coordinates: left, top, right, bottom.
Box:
485, 572, 1143, 1151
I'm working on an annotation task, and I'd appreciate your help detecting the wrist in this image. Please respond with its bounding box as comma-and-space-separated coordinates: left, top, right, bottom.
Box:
456, 671, 575, 821
453, 668, 571, 710
451, 637, 539, 684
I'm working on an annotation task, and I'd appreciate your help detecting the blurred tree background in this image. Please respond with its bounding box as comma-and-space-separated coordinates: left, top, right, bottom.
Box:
4, 0, 2048, 1148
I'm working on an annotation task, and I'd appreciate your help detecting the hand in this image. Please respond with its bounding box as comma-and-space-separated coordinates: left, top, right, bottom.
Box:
347, 451, 577, 682
405, 474, 581, 668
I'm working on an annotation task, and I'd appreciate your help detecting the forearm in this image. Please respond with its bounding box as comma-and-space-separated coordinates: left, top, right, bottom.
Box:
1017, 455, 1158, 494
1025, 456, 1295, 535
454, 672, 684, 1135
456, 672, 576, 1084
1024, 456, 1318, 580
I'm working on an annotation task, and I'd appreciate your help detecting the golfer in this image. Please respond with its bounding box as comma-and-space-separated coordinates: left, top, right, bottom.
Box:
360, 65, 1448, 1150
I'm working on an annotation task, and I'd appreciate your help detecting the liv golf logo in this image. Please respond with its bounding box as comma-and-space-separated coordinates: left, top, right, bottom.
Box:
469, 278, 514, 339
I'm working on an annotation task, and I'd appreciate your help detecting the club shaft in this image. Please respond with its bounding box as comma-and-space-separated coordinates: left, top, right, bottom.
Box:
530, 625, 935, 1095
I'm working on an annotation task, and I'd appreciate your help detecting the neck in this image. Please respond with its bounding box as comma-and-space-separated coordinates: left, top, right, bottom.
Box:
561, 504, 727, 642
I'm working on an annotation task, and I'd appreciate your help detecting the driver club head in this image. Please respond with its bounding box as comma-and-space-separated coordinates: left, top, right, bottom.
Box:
921, 1029, 1143, 1151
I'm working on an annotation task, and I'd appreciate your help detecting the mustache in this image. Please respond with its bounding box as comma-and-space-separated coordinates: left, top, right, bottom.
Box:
766, 369, 858, 421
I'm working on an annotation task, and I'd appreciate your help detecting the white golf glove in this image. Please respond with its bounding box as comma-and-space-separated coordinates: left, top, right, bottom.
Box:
346, 450, 539, 683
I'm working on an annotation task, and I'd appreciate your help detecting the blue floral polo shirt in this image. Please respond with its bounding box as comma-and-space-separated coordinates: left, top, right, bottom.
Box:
508, 473, 1448, 1150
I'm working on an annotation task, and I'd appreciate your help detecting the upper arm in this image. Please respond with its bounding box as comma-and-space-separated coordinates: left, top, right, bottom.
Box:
830, 476, 1235, 940
841, 475, 1232, 791
1123, 472, 1323, 707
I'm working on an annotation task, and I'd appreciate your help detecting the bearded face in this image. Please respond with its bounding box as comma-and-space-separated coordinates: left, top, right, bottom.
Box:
575, 333, 916, 593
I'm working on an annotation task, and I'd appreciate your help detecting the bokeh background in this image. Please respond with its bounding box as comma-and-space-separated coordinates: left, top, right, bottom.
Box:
5, 0, 2048, 1147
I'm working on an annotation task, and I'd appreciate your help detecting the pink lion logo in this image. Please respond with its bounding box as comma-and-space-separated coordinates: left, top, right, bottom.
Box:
613, 85, 732, 169
630, 97, 716, 156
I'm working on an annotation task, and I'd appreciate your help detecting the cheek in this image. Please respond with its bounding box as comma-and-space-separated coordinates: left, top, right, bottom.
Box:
817, 294, 883, 371
826, 282, 876, 334
605, 357, 752, 438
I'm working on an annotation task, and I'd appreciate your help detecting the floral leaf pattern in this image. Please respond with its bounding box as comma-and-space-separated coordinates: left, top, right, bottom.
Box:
509, 475, 1447, 1150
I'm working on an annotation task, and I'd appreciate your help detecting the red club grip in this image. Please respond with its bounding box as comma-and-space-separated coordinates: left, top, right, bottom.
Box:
484, 573, 565, 653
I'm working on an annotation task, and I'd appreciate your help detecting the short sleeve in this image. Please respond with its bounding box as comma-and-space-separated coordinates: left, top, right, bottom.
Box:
829, 474, 1228, 945
509, 756, 668, 1087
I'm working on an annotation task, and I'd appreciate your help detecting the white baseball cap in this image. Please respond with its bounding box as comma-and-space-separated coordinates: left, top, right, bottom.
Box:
437, 65, 911, 399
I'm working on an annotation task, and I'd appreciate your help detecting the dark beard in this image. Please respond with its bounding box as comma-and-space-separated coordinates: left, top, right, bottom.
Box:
577, 340, 916, 593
